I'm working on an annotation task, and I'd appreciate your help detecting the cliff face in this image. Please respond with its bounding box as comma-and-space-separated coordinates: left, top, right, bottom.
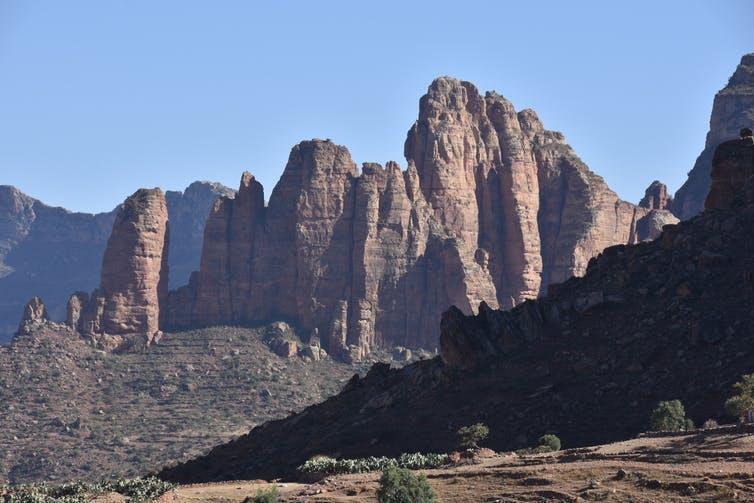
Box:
672, 53, 754, 219
0, 182, 232, 344
73, 189, 169, 348
167, 77, 668, 356
160, 133, 754, 485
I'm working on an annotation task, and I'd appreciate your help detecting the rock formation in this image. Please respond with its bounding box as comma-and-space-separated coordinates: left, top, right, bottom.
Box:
0, 182, 232, 344
72, 189, 170, 348
639, 181, 670, 210
160, 132, 754, 484
167, 77, 673, 356
705, 130, 754, 210
672, 53, 754, 219
16, 297, 48, 336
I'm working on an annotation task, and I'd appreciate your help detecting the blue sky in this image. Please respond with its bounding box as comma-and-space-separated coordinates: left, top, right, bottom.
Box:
0, 1, 752, 213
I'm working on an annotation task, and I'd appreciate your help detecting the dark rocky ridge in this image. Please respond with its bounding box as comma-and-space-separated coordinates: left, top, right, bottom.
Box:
159, 134, 754, 484
672, 53, 754, 219
0, 182, 233, 344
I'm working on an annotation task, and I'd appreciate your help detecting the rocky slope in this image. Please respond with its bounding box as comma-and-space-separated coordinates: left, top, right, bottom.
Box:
672, 53, 754, 219
159, 134, 754, 484
0, 182, 233, 344
0, 323, 379, 484
166, 77, 673, 358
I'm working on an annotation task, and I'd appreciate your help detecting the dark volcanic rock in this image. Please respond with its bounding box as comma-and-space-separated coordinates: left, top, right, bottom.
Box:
672, 53, 754, 219
159, 137, 754, 484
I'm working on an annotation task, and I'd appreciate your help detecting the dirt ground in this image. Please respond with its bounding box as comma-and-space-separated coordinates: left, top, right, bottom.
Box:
168, 428, 754, 502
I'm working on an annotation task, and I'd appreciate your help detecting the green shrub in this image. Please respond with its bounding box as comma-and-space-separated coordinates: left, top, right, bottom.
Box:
456, 423, 489, 450
725, 374, 754, 418
650, 400, 687, 431
703, 418, 719, 429
376, 466, 435, 503
0, 477, 174, 503
684, 418, 695, 431
298, 452, 448, 475
538, 434, 561, 452
243, 486, 278, 503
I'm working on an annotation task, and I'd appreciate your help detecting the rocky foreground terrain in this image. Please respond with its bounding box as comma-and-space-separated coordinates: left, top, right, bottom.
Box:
167, 427, 754, 502
0, 324, 384, 484
159, 133, 754, 484
0, 181, 233, 343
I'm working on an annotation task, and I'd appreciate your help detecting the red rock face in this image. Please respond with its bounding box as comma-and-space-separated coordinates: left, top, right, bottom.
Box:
673, 53, 754, 219
75, 189, 169, 347
167, 77, 668, 356
640, 181, 670, 210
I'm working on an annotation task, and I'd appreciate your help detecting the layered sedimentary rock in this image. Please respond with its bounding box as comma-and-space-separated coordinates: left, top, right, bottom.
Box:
160, 134, 754, 484
0, 182, 232, 344
639, 181, 670, 210
672, 53, 754, 219
168, 77, 667, 356
73, 189, 169, 348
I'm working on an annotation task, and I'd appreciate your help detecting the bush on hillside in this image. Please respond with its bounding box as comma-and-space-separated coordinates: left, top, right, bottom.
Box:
725, 374, 754, 418
242, 486, 278, 503
703, 418, 719, 429
456, 423, 489, 450
376, 466, 435, 503
650, 400, 687, 431
538, 434, 561, 452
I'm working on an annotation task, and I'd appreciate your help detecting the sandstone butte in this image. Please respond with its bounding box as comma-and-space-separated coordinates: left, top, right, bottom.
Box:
53, 76, 680, 355
671, 53, 754, 219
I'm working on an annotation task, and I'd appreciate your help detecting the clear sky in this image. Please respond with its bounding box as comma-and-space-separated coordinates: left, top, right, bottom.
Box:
0, 1, 752, 213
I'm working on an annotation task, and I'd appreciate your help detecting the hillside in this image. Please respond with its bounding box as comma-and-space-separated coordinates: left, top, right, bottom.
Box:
0, 324, 378, 484
159, 133, 754, 484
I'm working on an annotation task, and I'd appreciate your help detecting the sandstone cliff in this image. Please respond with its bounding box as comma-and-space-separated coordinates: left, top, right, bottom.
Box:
73, 189, 169, 348
672, 53, 754, 219
160, 132, 754, 484
0, 182, 232, 344
167, 77, 672, 356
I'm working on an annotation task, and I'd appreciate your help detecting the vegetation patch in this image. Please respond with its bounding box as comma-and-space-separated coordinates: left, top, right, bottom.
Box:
298, 452, 449, 476
0, 476, 175, 503
377, 466, 435, 503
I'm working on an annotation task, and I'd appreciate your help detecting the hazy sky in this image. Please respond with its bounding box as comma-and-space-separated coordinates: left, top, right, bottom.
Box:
1, 1, 752, 213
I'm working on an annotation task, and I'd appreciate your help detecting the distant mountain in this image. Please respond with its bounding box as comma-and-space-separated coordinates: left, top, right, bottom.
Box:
0, 181, 234, 344
672, 53, 754, 219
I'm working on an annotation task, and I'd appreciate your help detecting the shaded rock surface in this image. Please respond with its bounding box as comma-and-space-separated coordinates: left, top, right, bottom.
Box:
0, 182, 232, 344
159, 136, 754, 484
672, 53, 754, 219
16, 297, 48, 336
168, 77, 663, 355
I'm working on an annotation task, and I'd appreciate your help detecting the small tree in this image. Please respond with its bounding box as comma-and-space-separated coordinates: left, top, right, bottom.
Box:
456, 423, 489, 450
684, 418, 695, 431
377, 466, 435, 503
243, 486, 278, 503
538, 434, 561, 452
650, 400, 686, 431
725, 374, 754, 418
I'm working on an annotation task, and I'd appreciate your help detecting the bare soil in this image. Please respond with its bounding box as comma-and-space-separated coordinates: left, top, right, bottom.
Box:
169, 429, 754, 502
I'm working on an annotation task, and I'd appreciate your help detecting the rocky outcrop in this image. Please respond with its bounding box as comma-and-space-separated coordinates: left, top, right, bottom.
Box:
159, 135, 754, 484
73, 189, 170, 348
639, 181, 670, 210
0, 182, 232, 344
165, 182, 236, 289
16, 297, 48, 336
672, 54, 754, 219
167, 77, 670, 355
705, 132, 754, 210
